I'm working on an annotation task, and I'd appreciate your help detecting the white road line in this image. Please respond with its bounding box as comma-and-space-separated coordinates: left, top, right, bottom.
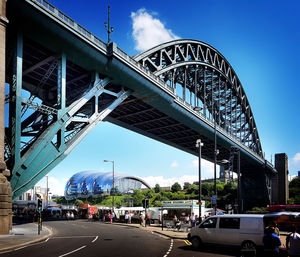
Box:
163, 239, 173, 257
92, 236, 98, 243
52, 236, 96, 239
58, 245, 86, 257
45, 238, 49, 242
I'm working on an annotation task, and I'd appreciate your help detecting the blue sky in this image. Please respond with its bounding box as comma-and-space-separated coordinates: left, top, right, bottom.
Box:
35, 0, 300, 194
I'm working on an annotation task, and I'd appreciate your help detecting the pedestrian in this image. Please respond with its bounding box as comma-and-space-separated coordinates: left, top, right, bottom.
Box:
173, 215, 181, 231
190, 213, 196, 227
140, 212, 145, 226
286, 225, 300, 257
185, 215, 190, 224
263, 226, 281, 256
146, 212, 150, 226
125, 211, 129, 223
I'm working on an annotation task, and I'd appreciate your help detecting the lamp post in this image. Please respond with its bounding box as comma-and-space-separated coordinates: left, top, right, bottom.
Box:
104, 5, 114, 44
104, 160, 115, 212
230, 146, 241, 213
196, 139, 204, 218
194, 105, 218, 215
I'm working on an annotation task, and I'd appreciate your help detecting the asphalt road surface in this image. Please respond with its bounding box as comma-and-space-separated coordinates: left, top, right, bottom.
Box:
0, 220, 240, 257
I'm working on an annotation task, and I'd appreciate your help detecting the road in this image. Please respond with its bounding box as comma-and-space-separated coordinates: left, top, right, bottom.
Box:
0, 220, 239, 257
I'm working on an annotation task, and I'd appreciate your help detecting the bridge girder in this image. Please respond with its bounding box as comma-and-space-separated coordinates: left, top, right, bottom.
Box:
134, 40, 263, 157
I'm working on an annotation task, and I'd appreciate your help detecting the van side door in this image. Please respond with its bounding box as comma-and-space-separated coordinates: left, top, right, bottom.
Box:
217, 217, 240, 245
198, 217, 218, 243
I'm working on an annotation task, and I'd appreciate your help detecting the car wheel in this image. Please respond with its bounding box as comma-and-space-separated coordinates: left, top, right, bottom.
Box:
241, 241, 256, 256
191, 237, 201, 250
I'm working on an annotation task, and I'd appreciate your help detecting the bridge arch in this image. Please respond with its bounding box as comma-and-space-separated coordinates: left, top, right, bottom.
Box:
134, 39, 262, 157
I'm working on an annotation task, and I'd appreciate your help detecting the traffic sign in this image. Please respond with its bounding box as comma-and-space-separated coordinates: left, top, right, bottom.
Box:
196, 202, 202, 205
212, 195, 217, 205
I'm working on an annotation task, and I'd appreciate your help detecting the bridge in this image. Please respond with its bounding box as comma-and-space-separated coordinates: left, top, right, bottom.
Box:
5, 0, 276, 209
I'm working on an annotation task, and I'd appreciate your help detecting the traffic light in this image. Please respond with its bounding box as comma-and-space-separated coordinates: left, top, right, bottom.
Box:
37, 198, 43, 211
142, 198, 149, 208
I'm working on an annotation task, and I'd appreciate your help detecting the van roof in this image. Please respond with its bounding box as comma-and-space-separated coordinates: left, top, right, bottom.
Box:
209, 214, 265, 218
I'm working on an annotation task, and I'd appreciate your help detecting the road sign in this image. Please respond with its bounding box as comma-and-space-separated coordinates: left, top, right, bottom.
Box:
196, 202, 202, 205
212, 195, 217, 205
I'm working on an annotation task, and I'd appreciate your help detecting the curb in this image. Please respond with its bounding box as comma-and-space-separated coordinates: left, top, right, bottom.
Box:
0, 225, 53, 253
150, 230, 188, 240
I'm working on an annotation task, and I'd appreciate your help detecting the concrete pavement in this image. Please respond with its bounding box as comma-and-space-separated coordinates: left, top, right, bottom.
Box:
0, 221, 186, 253
109, 222, 189, 239
0, 223, 52, 253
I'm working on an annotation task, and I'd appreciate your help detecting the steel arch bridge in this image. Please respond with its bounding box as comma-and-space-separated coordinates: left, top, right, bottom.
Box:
133, 39, 262, 156
5, 0, 275, 209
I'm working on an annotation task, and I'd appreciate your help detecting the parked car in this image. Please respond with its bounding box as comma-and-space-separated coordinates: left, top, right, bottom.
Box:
188, 214, 266, 254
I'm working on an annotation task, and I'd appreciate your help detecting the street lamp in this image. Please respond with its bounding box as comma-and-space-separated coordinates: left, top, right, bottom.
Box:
104, 5, 114, 44
230, 146, 241, 213
194, 106, 219, 215
196, 139, 204, 218
104, 160, 115, 212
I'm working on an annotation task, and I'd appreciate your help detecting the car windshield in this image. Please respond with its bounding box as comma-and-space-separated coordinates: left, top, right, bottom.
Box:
200, 217, 217, 228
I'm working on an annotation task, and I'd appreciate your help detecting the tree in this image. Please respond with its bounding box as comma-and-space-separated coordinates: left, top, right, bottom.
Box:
171, 182, 182, 193
289, 177, 300, 204
154, 184, 161, 193
183, 182, 191, 190
186, 184, 198, 195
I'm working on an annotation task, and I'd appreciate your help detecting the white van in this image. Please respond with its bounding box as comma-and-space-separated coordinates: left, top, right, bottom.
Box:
188, 214, 266, 253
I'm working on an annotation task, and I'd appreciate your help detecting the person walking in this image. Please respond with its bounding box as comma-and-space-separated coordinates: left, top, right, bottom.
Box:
190, 213, 196, 227
263, 226, 281, 257
286, 225, 300, 257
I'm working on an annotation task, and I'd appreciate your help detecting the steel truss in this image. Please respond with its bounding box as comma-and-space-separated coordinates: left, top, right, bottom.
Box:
134, 39, 262, 157
6, 33, 130, 198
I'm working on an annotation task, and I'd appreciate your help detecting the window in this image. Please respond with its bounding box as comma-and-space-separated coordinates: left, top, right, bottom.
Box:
219, 218, 240, 229
200, 218, 217, 228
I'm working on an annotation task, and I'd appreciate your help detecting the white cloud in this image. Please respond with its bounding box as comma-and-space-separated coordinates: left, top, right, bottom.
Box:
289, 153, 300, 175
36, 176, 67, 196
191, 159, 215, 178
171, 161, 179, 168
293, 153, 300, 163
131, 8, 179, 52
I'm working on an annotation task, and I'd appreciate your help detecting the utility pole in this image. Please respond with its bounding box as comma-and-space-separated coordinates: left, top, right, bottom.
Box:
104, 5, 114, 44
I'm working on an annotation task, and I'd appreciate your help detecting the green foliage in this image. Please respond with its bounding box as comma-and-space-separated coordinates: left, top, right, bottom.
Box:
183, 182, 191, 190
74, 199, 83, 206
154, 184, 161, 193
171, 182, 182, 193
186, 184, 198, 195
289, 177, 300, 204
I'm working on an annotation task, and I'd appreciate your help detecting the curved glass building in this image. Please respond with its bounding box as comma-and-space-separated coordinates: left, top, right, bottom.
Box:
64, 171, 150, 200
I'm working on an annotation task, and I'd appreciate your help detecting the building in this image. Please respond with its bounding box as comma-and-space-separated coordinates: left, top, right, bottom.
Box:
17, 186, 48, 201
64, 171, 151, 200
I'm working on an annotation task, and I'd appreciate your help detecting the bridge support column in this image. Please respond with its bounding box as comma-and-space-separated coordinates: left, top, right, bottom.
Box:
241, 171, 270, 211
0, 0, 12, 234
271, 153, 289, 204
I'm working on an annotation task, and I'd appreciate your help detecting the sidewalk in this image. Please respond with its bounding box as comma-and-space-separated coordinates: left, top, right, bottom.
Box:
110, 222, 189, 240
0, 223, 52, 252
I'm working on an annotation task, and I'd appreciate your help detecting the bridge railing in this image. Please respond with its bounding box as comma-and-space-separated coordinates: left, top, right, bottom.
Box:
33, 0, 107, 50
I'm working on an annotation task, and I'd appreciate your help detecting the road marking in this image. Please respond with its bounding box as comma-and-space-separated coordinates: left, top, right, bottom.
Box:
45, 238, 49, 242
163, 239, 173, 257
52, 236, 97, 239
184, 240, 192, 246
58, 245, 86, 257
92, 236, 98, 243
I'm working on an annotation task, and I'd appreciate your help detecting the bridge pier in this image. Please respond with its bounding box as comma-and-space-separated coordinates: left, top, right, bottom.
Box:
0, 0, 12, 235
241, 170, 270, 211
271, 153, 289, 204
